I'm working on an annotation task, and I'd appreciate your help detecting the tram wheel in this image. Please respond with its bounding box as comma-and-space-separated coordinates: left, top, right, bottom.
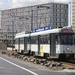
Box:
28, 50, 31, 55
59, 54, 66, 60
32, 52, 35, 56
44, 53, 49, 59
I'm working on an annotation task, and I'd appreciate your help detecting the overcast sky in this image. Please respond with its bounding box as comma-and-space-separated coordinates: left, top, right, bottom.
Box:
0, 0, 71, 10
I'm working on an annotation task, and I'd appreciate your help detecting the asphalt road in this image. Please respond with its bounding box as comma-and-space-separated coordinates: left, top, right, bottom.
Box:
0, 54, 75, 75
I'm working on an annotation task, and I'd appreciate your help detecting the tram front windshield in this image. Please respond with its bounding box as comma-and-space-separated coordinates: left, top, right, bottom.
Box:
59, 34, 73, 44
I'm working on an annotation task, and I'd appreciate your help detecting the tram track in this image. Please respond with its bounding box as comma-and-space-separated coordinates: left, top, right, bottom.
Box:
61, 59, 75, 68
62, 62, 75, 68
0, 50, 75, 71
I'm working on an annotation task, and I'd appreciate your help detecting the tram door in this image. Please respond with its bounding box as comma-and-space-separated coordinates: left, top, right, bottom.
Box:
18, 38, 20, 52
24, 37, 27, 52
50, 34, 56, 57
38, 35, 40, 55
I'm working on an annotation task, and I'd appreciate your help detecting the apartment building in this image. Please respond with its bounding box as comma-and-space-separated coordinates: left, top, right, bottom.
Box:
72, 0, 75, 30
0, 2, 68, 45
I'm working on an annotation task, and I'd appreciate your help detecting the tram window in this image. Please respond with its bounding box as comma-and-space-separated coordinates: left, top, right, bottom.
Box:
20, 38, 24, 44
15, 39, 19, 44
26, 37, 30, 44
55, 35, 57, 39
40, 34, 49, 44
55, 35, 58, 44
60, 34, 73, 44
53, 34, 60, 44
31, 36, 38, 44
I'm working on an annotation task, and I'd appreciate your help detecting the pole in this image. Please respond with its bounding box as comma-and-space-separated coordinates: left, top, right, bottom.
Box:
5, 34, 7, 47
31, 9, 33, 31
12, 20, 14, 50
69, 2, 71, 26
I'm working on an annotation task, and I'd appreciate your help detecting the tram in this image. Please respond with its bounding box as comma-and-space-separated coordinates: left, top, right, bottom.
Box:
15, 27, 75, 59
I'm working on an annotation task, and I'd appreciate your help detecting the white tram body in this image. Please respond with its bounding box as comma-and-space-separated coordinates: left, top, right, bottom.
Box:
15, 28, 75, 58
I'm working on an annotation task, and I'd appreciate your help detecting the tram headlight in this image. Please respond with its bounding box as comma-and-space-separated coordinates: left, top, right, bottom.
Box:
67, 48, 70, 50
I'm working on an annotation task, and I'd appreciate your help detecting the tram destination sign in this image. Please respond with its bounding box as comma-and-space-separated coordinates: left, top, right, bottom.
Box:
32, 25, 51, 33
61, 29, 73, 33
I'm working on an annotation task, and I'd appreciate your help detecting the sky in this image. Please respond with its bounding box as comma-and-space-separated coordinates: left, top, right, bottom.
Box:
0, 0, 71, 10
0, 0, 72, 26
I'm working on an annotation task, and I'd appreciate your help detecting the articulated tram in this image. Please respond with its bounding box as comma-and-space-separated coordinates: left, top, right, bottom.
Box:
14, 28, 75, 59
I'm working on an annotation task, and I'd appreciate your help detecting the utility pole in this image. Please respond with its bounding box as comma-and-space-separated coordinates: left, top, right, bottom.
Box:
12, 20, 14, 50
31, 9, 33, 31
37, 6, 50, 28
11, 15, 29, 50
69, 2, 71, 26
5, 34, 7, 47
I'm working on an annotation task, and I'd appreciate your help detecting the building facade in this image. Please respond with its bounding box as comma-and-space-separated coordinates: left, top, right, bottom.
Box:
72, 0, 75, 30
0, 2, 68, 45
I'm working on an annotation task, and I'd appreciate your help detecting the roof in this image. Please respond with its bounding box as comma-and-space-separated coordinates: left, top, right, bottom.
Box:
15, 27, 73, 38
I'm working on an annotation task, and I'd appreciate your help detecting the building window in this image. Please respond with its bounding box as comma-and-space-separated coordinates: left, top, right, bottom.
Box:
60, 18, 61, 21
60, 5, 61, 8
56, 22, 57, 26
60, 9, 61, 12
60, 14, 61, 17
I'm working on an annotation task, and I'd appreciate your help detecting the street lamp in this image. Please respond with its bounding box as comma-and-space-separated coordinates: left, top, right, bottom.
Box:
69, 2, 71, 26
12, 20, 14, 50
37, 5, 50, 28
31, 9, 33, 31
5, 34, 7, 46
19, 17, 29, 33
11, 15, 30, 50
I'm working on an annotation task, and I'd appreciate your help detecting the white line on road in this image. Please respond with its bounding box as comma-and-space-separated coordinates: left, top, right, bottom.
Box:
0, 57, 38, 75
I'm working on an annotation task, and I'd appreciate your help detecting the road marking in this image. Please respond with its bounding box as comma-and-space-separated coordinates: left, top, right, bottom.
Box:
0, 57, 38, 75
